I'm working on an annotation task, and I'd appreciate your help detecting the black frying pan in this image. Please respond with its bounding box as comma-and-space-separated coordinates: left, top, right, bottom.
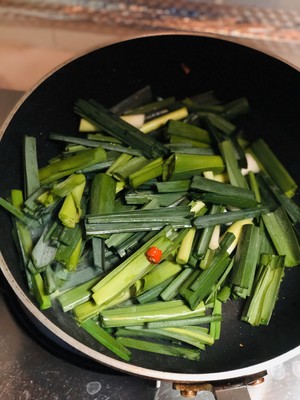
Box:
0, 34, 300, 385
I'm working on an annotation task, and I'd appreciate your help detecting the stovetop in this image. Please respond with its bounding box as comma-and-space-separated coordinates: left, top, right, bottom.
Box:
0, 282, 158, 400
1, 89, 300, 400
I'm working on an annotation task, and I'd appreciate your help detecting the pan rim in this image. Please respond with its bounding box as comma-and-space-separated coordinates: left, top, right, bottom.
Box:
1, 253, 300, 382
1, 32, 300, 383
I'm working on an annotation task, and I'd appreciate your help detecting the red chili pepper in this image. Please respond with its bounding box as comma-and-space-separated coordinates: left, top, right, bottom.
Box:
145, 246, 162, 264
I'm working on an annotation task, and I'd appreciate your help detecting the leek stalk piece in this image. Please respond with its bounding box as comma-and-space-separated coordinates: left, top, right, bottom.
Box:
160, 268, 194, 301
87, 133, 122, 144
230, 224, 260, 298
136, 260, 182, 295
89, 173, 116, 269
116, 337, 200, 361
140, 107, 188, 134
194, 204, 223, 260
74, 99, 169, 159
58, 277, 100, 312
155, 180, 191, 193
251, 138, 298, 198
128, 157, 164, 188
39, 146, 106, 184
31, 226, 57, 270
31, 272, 52, 310
191, 175, 257, 209
106, 153, 133, 176
221, 218, 253, 255
209, 299, 222, 340
52, 173, 86, 198
136, 277, 174, 304
101, 299, 206, 328
257, 172, 300, 224
169, 135, 211, 149
0, 196, 33, 225
11, 190, 33, 265
91, 227, 178, 307
110, 85, 153, 115
85, 207, 193, 235
73, 287, 134, 323
164, 153, 225, 181
58, 176, 86, 228
125, 96, 175, 115
55, 225, 83, 270
166, 119, 211, 144
146, 314, 221, 329
219, 139, 248, 189
125, 190, 188, 207
49, 132, 142, 156
242, 254, 285, 326
123, 326, 214, 348
180, 233, 235, 310
194, 207, 265, 229
222, 97, 250, 120
206, 112, 236, 135
81, 319, 132, 361
176, 227, 197, 265
262, 206, 300, 267
110, 156, 149, 181
89, 173, 116, 215
24, 135, 40, 198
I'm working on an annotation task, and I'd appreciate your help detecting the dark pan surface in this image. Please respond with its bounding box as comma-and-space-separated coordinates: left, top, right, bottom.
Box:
0, 34, 300, 379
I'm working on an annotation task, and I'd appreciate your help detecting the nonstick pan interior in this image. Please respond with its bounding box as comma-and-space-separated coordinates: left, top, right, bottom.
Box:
0, 34, 299, 381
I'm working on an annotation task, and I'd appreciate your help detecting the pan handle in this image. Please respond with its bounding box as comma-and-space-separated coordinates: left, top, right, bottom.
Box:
173, 371, 266, 398
214, 385, 252, 400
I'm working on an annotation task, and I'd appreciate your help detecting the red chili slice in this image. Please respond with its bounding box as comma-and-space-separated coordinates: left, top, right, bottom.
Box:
145, 246, 163, 264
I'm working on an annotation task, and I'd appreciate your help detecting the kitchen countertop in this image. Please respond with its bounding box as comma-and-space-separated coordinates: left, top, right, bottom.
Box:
1, 86, 300, 400
1, 1, 300, 92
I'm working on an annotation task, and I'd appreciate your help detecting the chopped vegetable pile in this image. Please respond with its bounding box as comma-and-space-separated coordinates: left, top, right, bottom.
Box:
1, 86, 300, 363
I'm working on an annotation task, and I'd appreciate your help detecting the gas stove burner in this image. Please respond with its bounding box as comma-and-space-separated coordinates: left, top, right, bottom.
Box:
0, 278, 158, 399
1, 275, 120, 375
